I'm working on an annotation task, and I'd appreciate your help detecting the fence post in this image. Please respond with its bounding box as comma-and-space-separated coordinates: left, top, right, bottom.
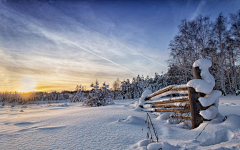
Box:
193, 67, 206, 98
188, 87, 203, 128
188, 67, 205, 128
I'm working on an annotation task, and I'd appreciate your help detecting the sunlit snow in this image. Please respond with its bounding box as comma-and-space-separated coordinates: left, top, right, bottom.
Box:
1, 95, 240, 149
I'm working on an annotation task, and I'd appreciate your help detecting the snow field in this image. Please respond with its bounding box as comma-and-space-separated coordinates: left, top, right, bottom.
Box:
0, 95, 240, 150
0, 100, 147, 150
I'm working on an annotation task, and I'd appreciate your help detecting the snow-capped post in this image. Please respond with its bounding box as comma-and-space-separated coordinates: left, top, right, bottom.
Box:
187, 59, 222, 128
193, 67, 206, 98
188, 67, 205, 128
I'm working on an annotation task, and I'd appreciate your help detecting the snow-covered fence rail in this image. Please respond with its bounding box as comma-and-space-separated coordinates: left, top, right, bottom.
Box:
143, 85, 193, 125
144, 85, 188, 101
141, 59, 222, 129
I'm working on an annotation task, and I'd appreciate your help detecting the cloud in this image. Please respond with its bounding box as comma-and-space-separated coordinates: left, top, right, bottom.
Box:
0, 1, 170, 91
191, 0, 206, 20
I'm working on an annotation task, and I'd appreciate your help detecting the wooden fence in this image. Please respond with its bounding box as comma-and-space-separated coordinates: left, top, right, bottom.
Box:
143, 67, 211, 129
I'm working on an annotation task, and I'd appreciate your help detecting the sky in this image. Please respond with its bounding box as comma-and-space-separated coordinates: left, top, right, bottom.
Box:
0, 0, 239, 92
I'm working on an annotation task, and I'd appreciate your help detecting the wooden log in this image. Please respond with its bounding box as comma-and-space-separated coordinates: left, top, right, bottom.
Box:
172, 87, 189, 91
193, 67, 206, 98
152, 104, 189, 108
145, 86, 189, 101
146, 86, 174, 100
189, 67, 212, 128
188, 87, 203, 128
155, 108, 190, 113
193, 67, 202, 79
145, 98, 189, 105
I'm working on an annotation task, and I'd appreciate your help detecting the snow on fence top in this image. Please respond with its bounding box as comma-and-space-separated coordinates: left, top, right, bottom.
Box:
145, 84, 188, 100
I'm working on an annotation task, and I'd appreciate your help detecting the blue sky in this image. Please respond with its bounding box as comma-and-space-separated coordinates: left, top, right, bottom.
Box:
0, 0, 239, 92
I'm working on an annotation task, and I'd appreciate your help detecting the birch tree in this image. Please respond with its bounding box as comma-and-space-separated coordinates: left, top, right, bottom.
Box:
212, 13, 228, 95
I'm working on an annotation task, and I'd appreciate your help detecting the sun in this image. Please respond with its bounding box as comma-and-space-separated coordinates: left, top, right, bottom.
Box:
19, 76, 36, 92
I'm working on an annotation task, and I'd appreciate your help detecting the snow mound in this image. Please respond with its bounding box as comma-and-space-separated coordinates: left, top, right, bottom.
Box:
147, 142, 181, 150
14, 121, 37, 126
193, 59, 215, 87
58, 103, 68, 107
223, 114, 240, 128
193, 59, 212, 68
133, 106, 142, 111
199, 90, 222, 107
116, 115, 144, 125
200, 130, 233, 146
187, 79, 213, 94
156, 112, 171, 121
138, 139, 150, 147
138, 89, 152, 106
175, 122, 186, 128
133, 101, 139, 108
200, 106, 218, 120
37, 126, 67, 131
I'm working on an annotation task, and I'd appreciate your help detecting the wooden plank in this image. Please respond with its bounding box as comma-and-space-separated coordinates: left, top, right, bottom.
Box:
152, 104, 189, 108
145, 86, 189, 101
145, 98, 189, 105
172, 87, 189, 91
146, 86, 173, 99
155, 108, 190, 113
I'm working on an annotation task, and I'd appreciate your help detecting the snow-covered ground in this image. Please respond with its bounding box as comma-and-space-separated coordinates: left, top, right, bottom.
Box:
0, 95, 240, 150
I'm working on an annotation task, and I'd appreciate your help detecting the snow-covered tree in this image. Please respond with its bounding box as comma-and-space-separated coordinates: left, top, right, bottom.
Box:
167, 10, 240, 95
84, 81, 114, 107
72, 85, 84, 102
118, 73, 170, 100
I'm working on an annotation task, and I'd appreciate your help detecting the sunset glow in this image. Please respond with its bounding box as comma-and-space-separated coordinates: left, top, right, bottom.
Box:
0, 0, 239, 92
18, 76, 35, 92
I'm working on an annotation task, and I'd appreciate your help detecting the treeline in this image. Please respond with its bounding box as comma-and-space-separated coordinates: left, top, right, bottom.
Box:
113, 73, 182, 100
0, 91, 70, 105
167, 10, 240, 95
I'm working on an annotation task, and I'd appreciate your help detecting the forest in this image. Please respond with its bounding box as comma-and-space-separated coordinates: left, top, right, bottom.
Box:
167, 11, 240, 95
117, 10, 240, 98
